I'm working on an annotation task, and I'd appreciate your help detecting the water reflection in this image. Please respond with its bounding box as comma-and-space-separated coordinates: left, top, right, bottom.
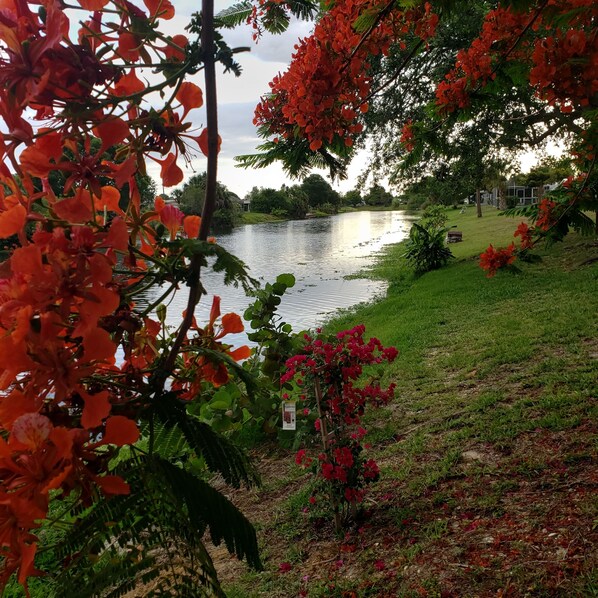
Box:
146, 210, 415, 344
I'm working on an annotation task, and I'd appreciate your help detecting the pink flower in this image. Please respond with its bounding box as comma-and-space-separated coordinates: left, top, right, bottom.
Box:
374, 559, 386, 571
279, 562, 292, 573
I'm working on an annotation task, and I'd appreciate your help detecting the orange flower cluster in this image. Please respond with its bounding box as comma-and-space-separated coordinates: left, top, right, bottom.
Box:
435, 6, 530, 113
513, 221, 534, 249
0, 0, 216, 187
172, 296, 252, 398
479, 243, 516, 277
0, 0, 246, 589
536, 198, 559, 231
254, 1, 439, 151
479, 170, 594, 276
257, 0, 595, 157
436, 0, 598, 115
531, 0, 598, 111
400, 120, 416, 152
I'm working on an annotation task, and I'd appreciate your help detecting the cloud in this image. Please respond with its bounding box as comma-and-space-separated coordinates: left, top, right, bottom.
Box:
216, 54, 288, 104
221, 19, 313, 63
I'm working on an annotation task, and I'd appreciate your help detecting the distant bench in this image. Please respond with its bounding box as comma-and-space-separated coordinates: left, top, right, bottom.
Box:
447, 230, 463, 243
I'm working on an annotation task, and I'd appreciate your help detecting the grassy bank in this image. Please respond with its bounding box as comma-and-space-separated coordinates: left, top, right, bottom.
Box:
241, 204, 406, 224
219, 208, 598, 597
240, 212, 285, 225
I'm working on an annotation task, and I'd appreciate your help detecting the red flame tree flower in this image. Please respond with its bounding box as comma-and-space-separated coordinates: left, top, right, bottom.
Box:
245, 0, 597, 267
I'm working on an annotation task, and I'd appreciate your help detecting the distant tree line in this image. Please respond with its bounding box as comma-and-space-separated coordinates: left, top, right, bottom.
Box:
170, 173, 243, 231
160, 173, 398, 230
246, 174, 396, 217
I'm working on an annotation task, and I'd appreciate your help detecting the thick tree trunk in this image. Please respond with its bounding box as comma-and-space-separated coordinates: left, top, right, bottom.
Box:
536, 185, 544, 203
476, 188, 482, 218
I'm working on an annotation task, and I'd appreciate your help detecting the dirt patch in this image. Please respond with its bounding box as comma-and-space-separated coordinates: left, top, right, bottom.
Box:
209, 418, 597, 597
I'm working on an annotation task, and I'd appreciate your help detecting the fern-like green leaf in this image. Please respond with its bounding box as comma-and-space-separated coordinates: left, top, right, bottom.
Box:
154, 457, 262, 569
236, 138, 350, 180
215, 1, 253, 29
285, 0, 318, 21
177, 238, 259, 294
152, 391, 260, 489
353, 9, 378, 34
566, 209, 595, 236
260, 4, 290, 34
54, 453, 260, 596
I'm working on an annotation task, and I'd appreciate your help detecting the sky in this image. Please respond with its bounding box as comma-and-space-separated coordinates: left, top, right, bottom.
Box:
149, 1, 352, 199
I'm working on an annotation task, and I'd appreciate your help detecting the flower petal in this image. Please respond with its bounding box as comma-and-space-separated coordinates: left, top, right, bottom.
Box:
103, 416, 139, 446
197, 128, 222, 157
81, 390, 111, 429
209, 296, 221, 327
221, 312, 244, 335
83, 327, 116, 362
11, 413, 52, 450
96, 185, 124, 214
230, 345, 251, 361
159, 204, 184, 240
158, 153, 183, 187
52, 189, 93, 223
0, 203, 26, 238
113, 71, 145, 96
183, 215, 201, 238
143, 0, 175, 19
94, 117, 129, 148
95, 474, 130, 495
105, 217, 129, 251
176, 82, 203, 115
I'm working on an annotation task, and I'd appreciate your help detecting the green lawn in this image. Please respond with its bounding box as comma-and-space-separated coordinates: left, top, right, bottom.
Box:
221, 208, 598, 597
10, 209, 596, 597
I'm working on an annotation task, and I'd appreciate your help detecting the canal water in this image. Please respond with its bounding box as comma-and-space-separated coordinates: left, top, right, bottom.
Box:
150, 210, 415, 346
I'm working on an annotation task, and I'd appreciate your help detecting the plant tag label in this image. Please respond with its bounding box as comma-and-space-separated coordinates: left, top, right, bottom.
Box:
282, 401, 296, 430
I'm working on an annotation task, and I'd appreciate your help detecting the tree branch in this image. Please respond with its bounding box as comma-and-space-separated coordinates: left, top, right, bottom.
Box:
367, 39, 424, 101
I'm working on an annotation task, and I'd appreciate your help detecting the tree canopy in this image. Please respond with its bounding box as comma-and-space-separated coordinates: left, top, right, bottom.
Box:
245, 0, 595, 179
300, 174, 342, 211
365, 184, 393, 206
173, 172, 241, 229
